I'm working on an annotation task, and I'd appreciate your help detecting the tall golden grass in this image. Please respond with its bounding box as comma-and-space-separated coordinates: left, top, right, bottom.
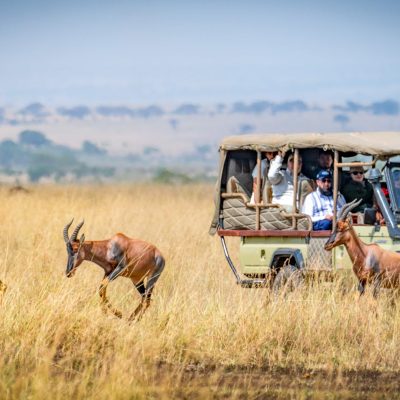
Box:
1, 184, 400, 398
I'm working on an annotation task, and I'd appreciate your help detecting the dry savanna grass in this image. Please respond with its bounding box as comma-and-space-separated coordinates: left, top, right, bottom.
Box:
1, 184, 400, 398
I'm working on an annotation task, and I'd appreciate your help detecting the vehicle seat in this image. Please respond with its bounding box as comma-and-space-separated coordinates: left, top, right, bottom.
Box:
226, 176, 250, 201
223, 151, 256, 197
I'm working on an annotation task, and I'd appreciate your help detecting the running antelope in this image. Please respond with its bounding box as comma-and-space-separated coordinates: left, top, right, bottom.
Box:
0, 280, 6, 305
324, 199, 400, 296
63, 220, 165, 320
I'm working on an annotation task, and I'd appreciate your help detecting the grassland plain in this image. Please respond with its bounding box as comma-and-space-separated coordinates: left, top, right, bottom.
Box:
0, 184, 400, 399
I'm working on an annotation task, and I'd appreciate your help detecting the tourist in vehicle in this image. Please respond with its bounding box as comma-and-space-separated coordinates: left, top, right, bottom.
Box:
250, 151, 277, 203
267, 152, 312, 211
310, 150, 334, 180
302, 170, 346, 230
342, 166, 374, 213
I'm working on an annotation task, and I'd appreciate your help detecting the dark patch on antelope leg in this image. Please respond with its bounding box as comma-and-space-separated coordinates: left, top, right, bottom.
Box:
135, 281, 146, 296
107, 243, 126, 281
367, 254, 380, 274
358, 280, 366, 296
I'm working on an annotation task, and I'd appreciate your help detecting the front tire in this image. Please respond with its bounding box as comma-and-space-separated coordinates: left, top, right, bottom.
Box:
272, 264, 304, 294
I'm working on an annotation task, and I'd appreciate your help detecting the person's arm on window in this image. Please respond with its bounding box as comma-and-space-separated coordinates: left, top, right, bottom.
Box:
267, 154, 283, 185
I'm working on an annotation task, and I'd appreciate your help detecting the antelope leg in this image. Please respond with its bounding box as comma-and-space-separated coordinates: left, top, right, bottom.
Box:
372, 276, 381, 298
99, 277, 122, 318
358, 280, 366, 296
107, 259, 127, 282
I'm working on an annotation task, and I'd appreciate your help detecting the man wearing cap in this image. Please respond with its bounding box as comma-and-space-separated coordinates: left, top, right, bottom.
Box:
302, 170, 346, 231
267, 151, 312, 211
342, 166, 374, 213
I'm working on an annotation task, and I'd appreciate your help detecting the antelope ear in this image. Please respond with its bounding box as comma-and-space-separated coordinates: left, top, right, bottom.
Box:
338, 220, 348, 230
80, 234, 85, 243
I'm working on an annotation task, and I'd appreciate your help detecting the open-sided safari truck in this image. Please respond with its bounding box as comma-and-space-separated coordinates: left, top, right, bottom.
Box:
209, 132, 400, 289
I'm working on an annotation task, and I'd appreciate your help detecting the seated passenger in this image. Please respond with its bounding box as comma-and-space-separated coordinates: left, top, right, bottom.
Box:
250, 151, 277, 203
267, 152, 312, 211
302, 170, 346, 231
342, 166, 373, 212
309, 150, 334, 181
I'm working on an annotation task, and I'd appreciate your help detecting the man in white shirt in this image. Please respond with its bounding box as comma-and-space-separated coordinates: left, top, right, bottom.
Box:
267, 152, 312, 211
302, 170, 346, 230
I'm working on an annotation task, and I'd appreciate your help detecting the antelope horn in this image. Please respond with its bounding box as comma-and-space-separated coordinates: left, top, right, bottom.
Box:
63, 219, 74, 243
339, 199, 363, 221
337, 202, 353, 221
70, 220, 84, 242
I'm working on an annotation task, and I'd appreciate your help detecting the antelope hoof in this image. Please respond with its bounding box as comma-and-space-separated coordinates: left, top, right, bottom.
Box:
66, 269, 76, 278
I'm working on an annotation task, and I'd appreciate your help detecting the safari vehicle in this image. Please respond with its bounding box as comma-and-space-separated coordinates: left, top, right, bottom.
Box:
209, 132, 400, 289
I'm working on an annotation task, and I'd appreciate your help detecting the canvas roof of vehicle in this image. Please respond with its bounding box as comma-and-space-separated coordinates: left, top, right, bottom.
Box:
220, 132, 400, 155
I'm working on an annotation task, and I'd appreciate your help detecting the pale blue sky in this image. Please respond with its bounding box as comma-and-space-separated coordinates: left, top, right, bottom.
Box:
0, 0, 399, 105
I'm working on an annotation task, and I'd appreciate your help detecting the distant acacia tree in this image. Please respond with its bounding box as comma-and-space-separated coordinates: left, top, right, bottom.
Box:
19, 130, 51, 147
82, 140, 106, 155
0, 140, 28, 168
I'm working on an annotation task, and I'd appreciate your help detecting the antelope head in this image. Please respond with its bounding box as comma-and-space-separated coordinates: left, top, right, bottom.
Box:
63, 219, 85, 277
324, 199, 362, 251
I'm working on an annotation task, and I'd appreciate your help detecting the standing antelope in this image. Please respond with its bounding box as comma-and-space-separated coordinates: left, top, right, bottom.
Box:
324, 199, 400, 296
63, 220, 165, 320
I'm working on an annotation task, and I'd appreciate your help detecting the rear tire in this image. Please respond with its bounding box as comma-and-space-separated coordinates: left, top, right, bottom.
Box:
272, 264, 303, 294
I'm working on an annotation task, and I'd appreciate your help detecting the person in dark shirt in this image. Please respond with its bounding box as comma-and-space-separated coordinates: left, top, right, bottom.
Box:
342, 166, 374, 212
310, 150, 334, 180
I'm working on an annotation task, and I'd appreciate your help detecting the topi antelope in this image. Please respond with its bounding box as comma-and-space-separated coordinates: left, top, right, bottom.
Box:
324, 199, 400, 296
0, 280, 6, 305
63, 220, 165, 320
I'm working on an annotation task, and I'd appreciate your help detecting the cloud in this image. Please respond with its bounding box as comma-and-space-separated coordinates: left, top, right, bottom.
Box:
231, 100, 310, 114
333, 114, 351, 128
96, 106, 135, 117
134, 105, 164, 118
333, 101, 366, 113
57, 106, 91, 119
238, 123, 255, 134
18, 102, 50, 118
270, 100, 309, 114
95, 105, 165, 118
370, 100, 399, 115
173, 103, 200, 115
232, 101, 271, 114
333, 99, 399, 115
